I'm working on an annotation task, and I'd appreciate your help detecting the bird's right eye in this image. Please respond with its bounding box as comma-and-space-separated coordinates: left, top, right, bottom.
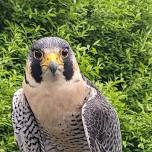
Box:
33, 50, 43, 60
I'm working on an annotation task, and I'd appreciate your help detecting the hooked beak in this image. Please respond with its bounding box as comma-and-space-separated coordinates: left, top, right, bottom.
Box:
42, 53, 63, 75
49, 61, 57, 75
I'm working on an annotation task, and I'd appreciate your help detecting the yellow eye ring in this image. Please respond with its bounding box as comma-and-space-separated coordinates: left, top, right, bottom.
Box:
33, 50, 43, 60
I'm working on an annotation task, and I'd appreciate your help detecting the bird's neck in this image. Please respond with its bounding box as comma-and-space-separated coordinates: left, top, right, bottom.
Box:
22, 71, 90, 131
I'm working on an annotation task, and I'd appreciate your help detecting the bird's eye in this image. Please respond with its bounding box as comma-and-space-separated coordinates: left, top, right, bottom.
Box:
33, 50, 43, 60
61, 48, 69, 58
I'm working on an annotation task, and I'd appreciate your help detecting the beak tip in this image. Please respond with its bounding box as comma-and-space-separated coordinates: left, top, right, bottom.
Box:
49, 62, 57, 74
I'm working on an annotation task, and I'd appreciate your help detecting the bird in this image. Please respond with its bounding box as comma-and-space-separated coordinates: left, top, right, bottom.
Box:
12, 37, 122, 152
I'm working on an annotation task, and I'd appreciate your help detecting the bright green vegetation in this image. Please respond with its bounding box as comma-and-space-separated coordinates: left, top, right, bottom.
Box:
0, 0, 152, 151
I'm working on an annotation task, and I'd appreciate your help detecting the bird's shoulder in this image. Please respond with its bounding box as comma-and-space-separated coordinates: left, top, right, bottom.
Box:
12, 88, 45, 152
82, 75, 116, 115
82, 84, 118, 124
12, 88, 28, 119
82, 76, 122, 152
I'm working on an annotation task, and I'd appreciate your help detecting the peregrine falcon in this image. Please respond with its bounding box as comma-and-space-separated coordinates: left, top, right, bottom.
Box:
12, 37, 122, 152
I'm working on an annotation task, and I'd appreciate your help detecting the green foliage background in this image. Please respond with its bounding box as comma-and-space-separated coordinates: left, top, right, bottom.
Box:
0, 0, 152, 151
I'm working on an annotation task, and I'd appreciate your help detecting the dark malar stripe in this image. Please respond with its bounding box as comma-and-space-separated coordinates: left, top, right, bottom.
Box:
63, 58, 74, 80
31, 59, 42, 83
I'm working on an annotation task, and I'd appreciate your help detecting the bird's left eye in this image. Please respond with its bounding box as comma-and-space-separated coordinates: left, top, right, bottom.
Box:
61, 48, 69, 58
33, 50, 43, 60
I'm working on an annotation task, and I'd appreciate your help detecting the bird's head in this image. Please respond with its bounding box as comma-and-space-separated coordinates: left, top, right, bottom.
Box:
25, 37, 81, 86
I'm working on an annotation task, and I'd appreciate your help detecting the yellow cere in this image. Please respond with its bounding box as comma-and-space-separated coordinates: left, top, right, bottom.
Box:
41, 53, 63, 66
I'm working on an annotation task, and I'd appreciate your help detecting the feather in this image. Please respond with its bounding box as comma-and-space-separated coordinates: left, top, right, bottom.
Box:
12, 88, 44, 152
82, 84, 122, 152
